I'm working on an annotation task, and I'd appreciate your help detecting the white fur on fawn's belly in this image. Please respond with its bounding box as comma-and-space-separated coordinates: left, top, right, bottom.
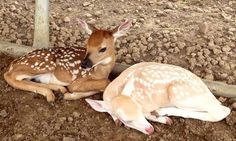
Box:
35, 73, 70, 86
16, 73, 70, 86
16, 74, 35, 81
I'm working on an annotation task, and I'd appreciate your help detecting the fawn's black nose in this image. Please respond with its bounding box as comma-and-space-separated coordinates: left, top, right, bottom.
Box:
81, 58, 93, 69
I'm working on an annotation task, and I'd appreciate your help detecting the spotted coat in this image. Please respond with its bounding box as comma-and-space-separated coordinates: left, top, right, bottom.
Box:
120, 63, 216, 112
12, 47, 91, 80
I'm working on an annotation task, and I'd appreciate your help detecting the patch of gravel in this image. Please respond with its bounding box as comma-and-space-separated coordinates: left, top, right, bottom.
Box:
2, 0, 235, 84
1, 1, 236, 140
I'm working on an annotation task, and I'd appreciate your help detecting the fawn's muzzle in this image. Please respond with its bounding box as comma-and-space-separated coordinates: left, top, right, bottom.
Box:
81, 55, 93, 69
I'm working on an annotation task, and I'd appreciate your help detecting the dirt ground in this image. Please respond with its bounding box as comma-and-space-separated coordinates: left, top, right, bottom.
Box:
0, 0, 236, 141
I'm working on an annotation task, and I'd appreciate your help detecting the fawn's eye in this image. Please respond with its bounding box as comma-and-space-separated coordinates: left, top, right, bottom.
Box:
99, 47, 107, 53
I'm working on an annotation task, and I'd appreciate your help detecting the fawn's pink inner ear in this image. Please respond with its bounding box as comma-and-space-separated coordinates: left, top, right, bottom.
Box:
86, 99, 108, 112
78, 19, 86, 28
119, 20, 131, 30
94, 101, 102, 108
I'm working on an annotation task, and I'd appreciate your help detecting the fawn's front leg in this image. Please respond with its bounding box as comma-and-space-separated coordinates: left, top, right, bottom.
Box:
64, 78, 110, 100
68, 77, 110, 92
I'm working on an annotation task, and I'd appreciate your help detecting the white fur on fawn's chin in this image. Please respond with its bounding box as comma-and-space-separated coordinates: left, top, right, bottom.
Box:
92, 57, 112, 68
101, 57, 113, 65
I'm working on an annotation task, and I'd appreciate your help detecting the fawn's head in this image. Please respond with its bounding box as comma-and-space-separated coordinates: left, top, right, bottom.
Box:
86, 95, 154, 135
78, 19, 132, 69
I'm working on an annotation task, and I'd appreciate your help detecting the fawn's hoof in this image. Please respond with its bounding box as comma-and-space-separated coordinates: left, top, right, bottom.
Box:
58, 86, 67, 94
165, 117, 173, 125
46, 93, 55, 102
115, 119, 122, 127
57, 93, 64, 100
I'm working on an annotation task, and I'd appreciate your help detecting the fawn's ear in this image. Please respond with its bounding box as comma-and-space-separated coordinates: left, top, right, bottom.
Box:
85, 99, 109, 112
78, 18, 97, 35
112, 20, 132, 38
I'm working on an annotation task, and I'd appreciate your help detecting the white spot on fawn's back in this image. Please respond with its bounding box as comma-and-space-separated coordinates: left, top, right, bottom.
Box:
35, 62, 39, 66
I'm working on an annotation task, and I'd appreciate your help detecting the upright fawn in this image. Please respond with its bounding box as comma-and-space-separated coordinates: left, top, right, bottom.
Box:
4, 19, 132, 102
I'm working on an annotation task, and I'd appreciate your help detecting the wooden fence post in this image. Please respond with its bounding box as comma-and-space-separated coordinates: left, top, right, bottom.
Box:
33, 0, 49, 48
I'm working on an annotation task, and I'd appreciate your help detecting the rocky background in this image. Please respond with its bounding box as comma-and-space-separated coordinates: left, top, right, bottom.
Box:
0, 0, 236, 141
0, 0, 236, 84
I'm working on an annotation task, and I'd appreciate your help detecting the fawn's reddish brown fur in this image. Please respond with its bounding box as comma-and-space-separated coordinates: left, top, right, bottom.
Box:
4, 19, 132, 102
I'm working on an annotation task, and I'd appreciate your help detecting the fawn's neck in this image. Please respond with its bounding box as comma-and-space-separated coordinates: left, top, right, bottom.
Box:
90, 55, 116, 79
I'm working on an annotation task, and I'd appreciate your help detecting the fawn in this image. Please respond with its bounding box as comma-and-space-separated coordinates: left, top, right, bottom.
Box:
4, 19, 132, 102
86, 62, 230, 134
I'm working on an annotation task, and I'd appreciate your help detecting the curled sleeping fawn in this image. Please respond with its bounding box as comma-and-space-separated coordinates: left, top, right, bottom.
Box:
4, 19, 132, 102
86, 62, 231, 135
